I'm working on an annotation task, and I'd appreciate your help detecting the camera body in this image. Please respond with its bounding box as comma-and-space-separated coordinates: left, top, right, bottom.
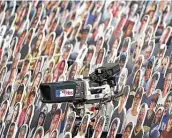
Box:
40, 79, 112, 104
40, 79, 87, 103
40, 63, 120, 104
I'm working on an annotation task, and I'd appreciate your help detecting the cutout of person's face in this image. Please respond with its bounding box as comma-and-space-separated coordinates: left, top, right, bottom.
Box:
27, 90, 36, 106
10, 37, 18, 55
42, 33, 55, 56
7, 123, 15, 138
23, 105, 33, 125
132, 90, 143, 109
112, 1, 125, 17
49, 109, 61, 134
152, 15, 160, 33
55, 33, 65, 54
33, 58, 42, 78
78, 115, 89, 135
59, 9, 69, 25
118, 69, 127, 90
31, 32, 44, 57
36, 33, 43, 49
96, 48, 105, 65
136, 104, 147, 126
146, 73, 159, 96
18, 125, 27, 138
124, 22, 134, 37
24, 28, 34, 45
160, 27, 171, 45
144, 26, 153, 42
80, 64, 90, 77
31, 4, 43, 28
129, 3, 138, 16
22, 2, 31, 19
147, 9, 155, 22
144, 61, 153, 82
64, 132, 72, 138
8, 68, 17, 83
113, 13, 127, 36
107, 118, 119, 138
33, 72, 42, 88
70, 22, 81, 40
0, 25, 6, 38
95, 37, 103, 55
42, 69, 51, 83
68, 63, 78, 80
119, 54, 127, 70
94, 116, 105, 138
0, 101, 8, 121
139, 15, 149, 34
34, 128, 43, 138
86, 49, 94, 63
80, 27, 90, 42
7, 14, 16, 28
133, 56, 143, 72
0, 66, 7, 82
162, 73, 171, 96
14, 85, 24, 104
49, 17, 58, 32
49, 42, 55, 56
132, 37, 144, 61
37, 112, 46, 127
111, 37, 120, 55
20, 59, 30, 76
143, 41, 154, 60
3, 9, 12, 25
149, 92, 159, 110
51, 104, 58, 113
22, 73, 30, 85
34, 133, 41, 138
167, 55, 172, 70
118, 86, 129, 108
0, 53, 8, 67
4, 29, 14, 43
53, 60, 66, 81
38, 17, 48, 32
50, 130, 57, 138
46, 1, 58, 11
76, 46, 88, 62
11, 103, 20, 122
84, 45, 95, 64
153, 108, 163, 125
164, 93, 172, 112
157, 47, 166, 62
63, 21, 72, 33
64, 112, 76, 133
48, 61, 55, 72
60, 1, 68, 9
159, 57, 168, 72
3, 84, 12, 101
120, 37, 130, 53
0, 1, 7, 13
162, 114, 172, 135
61, 45, 72, 60
15, 6, 24, 24
104, 26, 113, 42
15, 30, 27, 53
133, 70, 141, 87
123, 123, 133, 138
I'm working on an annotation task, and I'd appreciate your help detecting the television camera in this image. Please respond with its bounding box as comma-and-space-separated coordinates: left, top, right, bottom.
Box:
40, 63, 122, 136
40, 63, 121, 104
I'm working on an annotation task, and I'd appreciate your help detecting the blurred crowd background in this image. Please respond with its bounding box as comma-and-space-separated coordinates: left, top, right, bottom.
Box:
0, 0, 171, 138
